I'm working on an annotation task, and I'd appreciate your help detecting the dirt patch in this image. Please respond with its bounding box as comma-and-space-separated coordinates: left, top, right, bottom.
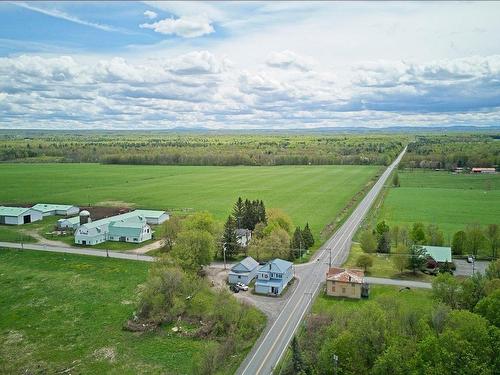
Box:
80, 206, 133, 221
95, 200, 136, 208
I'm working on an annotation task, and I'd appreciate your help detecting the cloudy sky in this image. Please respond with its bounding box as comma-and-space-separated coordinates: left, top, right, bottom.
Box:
1, 1, 500, 129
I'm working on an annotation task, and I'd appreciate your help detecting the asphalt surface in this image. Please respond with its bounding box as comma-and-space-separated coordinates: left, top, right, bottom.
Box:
236, 147, 407, 375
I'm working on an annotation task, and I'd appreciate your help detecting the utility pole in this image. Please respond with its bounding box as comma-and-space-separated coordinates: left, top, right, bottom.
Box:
223, 245, 227, 270
329, 247, 332, 268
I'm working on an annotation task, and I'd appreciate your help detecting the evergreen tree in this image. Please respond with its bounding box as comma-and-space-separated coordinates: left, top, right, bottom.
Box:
291, 226, 304, 259
221, 216, 239, 259
392, 172, 400, 187
302, 222, 315, 249
242, 199, 254, 230
408, 245, 427, 274
376, 221, 391, 253
258, 200, 267, 224
232, 197, 244, 228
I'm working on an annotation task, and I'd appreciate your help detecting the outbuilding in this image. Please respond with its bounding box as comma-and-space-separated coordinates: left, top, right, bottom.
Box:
325, 267, 365, 299
422, 245, 452, 265
134, 210, 170, 225
0, 206, 43, 225
228, 256, 259, 285
57, 216, 80, 230
32, 203, 80, 217
108, 216, 152, 243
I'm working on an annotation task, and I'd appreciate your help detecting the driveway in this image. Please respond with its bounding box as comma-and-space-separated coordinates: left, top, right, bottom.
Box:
454, 259, 490, 276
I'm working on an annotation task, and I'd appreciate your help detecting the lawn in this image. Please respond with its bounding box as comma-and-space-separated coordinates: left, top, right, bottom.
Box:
0, 249, 227, 374
378, 170, 500, 239
343, 243, 432, 281
0, 163, 380, 244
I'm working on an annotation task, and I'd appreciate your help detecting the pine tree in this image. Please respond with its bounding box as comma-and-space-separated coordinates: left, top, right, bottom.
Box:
291, 227, 304, 259
242, 199, 253, 230
221, 216, 239, 259
302, 222, 314, 249
258, 200, 267, 224
232, 197, 244, 228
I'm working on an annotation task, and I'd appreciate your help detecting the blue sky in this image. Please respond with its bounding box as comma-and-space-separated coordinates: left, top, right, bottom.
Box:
1, 1, 500, 129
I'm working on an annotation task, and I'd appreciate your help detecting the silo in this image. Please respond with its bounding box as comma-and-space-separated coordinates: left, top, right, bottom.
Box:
79, 210, 91, 225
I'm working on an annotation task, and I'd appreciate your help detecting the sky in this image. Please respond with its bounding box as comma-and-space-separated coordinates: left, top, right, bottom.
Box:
1, 1, 500, 129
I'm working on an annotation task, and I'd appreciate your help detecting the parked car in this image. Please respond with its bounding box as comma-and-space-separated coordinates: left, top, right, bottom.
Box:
236, 282, 248, 291
229, 285, 239, 293
467, 255, 474, 263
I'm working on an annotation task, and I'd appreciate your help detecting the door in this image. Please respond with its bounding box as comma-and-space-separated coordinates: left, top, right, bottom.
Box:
82, 240, 87, 245
23, 215, 31, 224
271, 286, 279, 295
119, 236, 126, 242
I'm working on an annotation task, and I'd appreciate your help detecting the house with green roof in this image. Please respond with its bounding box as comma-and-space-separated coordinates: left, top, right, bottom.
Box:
0, 206, 43, 225
422, 245, 452, 264
108, 216, 152, 243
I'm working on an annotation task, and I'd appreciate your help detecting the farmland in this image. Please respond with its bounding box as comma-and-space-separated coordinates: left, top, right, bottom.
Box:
0, 249, 264, 374
0, 163, 380, 244
377, 170, 500, 239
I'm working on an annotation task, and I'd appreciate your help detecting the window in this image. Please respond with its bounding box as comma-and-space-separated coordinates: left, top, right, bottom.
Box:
134, 238, 138, 242
331, 285, 336, 292
342, 287, 346, 294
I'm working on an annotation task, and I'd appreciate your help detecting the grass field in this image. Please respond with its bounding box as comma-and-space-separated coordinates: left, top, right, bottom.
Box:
0, 163, 380, 244
0, 249, 238, 374
378, 170, 500, 239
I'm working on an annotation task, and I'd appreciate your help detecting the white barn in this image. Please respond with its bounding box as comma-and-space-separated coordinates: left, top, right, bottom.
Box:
32, 204, 79, 217
57, 216, 80, 230
134, 210, 169, 225
0, 206, 43, 225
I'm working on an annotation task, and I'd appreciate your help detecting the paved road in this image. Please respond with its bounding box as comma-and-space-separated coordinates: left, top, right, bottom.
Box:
0, 241, 154, 262
366, 276, 431, 289
237, 147, 407, 375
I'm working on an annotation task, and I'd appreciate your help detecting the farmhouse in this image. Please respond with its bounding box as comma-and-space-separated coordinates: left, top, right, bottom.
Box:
255, 258, 293, 296
228, 256, 259, 285
422, 245, 452, 265
57, 216, 80, 230
326, 267, 365, 299
32, 203, 79, 217
471, 167, 496, 174
74, 209, 168, 245
0, 206, 43, 225
235, 228, 252, 247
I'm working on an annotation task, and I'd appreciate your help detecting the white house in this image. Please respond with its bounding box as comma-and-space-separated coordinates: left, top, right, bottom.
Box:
0, 206, 43, 225
228, 256, 259, 285
32, 204, 79, 217
57, 216, 80, 230
235, 229, 252, 247
108, 216, 152, 243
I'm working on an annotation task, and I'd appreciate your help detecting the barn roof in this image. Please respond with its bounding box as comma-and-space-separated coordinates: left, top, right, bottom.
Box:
134, 210, 168, 218
422, 246, 452, 263
0, 206, 32, 216
32, 203, 77, 213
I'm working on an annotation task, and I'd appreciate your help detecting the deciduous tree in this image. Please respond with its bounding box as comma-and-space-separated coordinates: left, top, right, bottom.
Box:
451, 230, 467, 255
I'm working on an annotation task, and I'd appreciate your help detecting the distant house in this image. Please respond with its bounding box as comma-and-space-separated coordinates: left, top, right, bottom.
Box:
228, 256, 259, 285
326, 267, 365, 299
255, 258, 294, 296
108, 216, 152, 243
57, 216, 80, 230
471, 167, 496, 174
32, 204, 79, 217
422, 245, 452, 265
235, 228, 252, 247
0, 206, 43, 225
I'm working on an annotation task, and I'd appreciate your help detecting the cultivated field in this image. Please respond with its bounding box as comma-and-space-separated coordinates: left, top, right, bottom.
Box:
0, 163, 380, 243
0, 249, 262, 374
378, 170, 500, 238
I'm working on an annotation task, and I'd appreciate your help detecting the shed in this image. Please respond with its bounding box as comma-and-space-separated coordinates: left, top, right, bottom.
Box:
32, 204, 79, 217
422, 245, 452, 264
0, 206, 43, 225
134, 210, 169, 224
57, 216, 80, 230
228, 256, 259, 285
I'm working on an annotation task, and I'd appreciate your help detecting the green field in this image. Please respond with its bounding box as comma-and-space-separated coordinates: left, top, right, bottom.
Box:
378, 170, 500, 239
0, 249, 242, 374
0, 163, 380, 243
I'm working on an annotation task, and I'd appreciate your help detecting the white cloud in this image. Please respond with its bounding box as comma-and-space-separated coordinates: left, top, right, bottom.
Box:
266, 50, 315, 71
140, 15, 214, 38
165, 51, 231, 75
143, 10, 158, 20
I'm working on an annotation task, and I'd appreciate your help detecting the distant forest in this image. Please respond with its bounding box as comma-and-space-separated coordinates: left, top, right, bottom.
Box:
401, 134, 500, 169
0, 131, 498, 168
0, 132, 405, 166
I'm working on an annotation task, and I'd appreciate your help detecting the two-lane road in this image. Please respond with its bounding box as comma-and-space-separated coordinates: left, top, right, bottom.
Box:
237, 147, 407, 375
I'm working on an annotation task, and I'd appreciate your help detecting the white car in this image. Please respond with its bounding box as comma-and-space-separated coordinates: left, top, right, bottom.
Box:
467, 255, 474, 263
236, 282, 248, 291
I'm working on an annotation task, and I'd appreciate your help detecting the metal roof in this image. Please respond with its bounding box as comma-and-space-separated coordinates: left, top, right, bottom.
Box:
259, 258, 293, 273
134, 209, 168, 218
0, 206, 32, 216
422, 246, 452, 263
32, 203, 77, 213
231, 256, 259, 272
58, 216, 80, 224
